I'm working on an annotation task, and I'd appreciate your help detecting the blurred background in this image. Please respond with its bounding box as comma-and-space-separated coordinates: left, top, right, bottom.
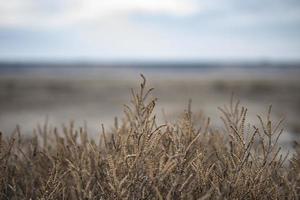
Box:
0, 0, 300, 150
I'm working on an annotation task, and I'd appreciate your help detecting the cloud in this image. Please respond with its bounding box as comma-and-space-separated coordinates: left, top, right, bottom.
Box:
1, 0, 300, 28
0, 0, 300, 60
0, 0, 201, 28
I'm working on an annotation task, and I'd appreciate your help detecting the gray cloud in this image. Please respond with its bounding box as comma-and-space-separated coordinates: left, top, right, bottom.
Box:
0, 0, 299, 60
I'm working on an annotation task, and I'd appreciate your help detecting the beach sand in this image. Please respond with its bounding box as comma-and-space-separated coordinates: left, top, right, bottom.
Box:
0, 67, 299, 153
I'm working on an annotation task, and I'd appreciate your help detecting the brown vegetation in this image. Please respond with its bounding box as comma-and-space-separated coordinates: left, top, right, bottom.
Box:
0, 75, 299, 199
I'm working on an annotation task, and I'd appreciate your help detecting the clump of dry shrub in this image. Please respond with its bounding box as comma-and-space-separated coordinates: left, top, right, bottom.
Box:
0, 75, 299, 199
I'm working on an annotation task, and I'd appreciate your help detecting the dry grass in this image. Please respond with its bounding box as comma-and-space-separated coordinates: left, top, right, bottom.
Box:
0, 75, 299, 199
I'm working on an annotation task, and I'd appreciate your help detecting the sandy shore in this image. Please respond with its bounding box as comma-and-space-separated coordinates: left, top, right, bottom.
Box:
0, 67, 300, 153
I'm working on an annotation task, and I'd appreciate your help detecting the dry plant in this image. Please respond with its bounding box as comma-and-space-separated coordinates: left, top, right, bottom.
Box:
0, 75, 299, 199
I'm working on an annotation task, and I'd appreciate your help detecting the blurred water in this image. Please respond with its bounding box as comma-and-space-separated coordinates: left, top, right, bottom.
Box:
0, 62, 300, 154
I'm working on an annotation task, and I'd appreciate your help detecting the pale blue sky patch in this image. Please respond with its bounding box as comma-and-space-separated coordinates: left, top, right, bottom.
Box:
0, 0, 299, 61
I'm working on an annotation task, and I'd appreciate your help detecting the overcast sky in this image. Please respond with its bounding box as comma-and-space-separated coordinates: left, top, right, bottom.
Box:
0, 0, 300, 61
